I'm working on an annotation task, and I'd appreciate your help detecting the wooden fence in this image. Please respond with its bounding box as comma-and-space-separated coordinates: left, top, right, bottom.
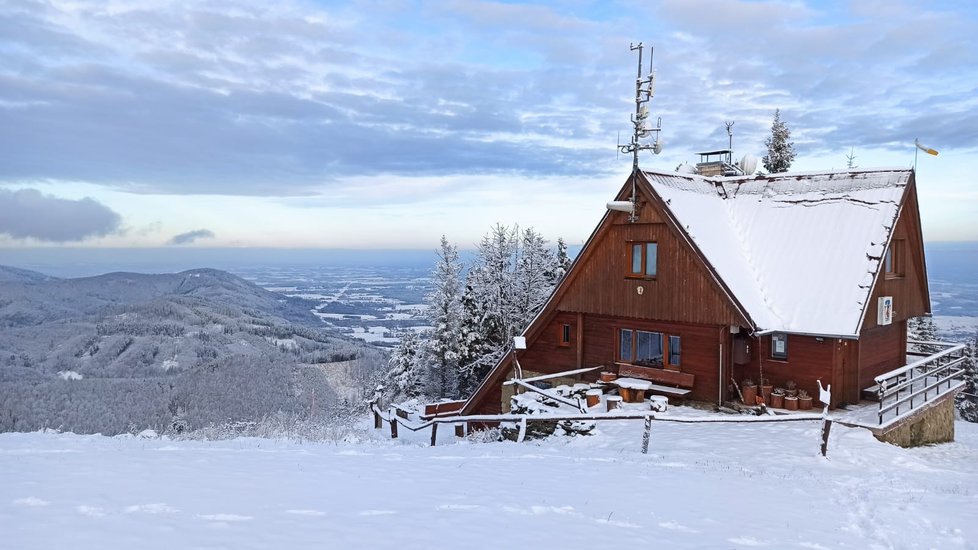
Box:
369, 396, 834, 457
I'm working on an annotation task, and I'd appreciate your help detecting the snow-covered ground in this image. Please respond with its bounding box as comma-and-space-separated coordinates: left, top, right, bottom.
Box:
3, 416, 977, 549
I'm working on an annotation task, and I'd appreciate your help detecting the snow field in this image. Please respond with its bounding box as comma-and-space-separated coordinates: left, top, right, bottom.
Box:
2, 415, 977, 549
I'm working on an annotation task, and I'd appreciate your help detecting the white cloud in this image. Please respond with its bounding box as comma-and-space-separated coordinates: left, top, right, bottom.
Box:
1, 0, 976, 242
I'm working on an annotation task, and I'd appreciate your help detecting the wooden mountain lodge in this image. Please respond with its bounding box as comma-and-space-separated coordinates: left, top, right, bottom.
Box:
445, 166, 966, 445
415, 46, 967, 447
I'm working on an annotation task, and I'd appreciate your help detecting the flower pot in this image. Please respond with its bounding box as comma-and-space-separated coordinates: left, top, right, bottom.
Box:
741, 385, 757, 406
784, 396, 798, 411
786, 389, 798, 398
771, 393, 784, 408
761, 384, 773, 405
798, 396, 813, 410
606, 396, 622, 412
599, 371, 616, 383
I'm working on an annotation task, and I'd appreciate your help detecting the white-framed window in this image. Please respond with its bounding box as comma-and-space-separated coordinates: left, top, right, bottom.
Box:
771, 333, 788, 360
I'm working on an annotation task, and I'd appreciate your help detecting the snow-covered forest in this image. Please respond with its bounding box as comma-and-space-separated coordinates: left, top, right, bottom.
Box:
383, 224, 571, 402
0, 267, 387, 435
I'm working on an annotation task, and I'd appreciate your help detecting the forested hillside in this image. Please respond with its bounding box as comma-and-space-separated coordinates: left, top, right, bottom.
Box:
0, 267, 386, 434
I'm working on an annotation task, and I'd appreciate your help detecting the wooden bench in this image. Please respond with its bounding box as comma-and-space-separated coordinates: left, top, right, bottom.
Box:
616, 364, 695, 399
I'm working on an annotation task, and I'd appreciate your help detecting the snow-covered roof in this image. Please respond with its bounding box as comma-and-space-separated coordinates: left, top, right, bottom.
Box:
643, 167, 911, 337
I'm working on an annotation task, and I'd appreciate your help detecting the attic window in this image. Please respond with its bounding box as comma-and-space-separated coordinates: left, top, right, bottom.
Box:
884, 240, 905, 279
771, 333, 788, 360
628, 242, 657, 279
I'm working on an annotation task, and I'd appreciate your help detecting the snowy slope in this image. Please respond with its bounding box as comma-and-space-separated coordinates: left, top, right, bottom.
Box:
3, 415, 977, 549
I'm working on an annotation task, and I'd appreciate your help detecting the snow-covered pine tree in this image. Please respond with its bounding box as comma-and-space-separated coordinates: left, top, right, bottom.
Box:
457, 281, 491, 396
423, 236, 465, 399
457, 224, 517, 393
547, 236, 572, 286
846, 147, 857, 169
908, 316, 940, 354
456, 224, 562, 395
762, 108, 796, 173
512, 227, 555, 332
382, 330, 427, 401
956, 330, 978, 422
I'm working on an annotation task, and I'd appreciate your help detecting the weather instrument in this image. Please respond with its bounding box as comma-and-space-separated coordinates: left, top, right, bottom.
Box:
915, 138, 939, 156
913, 138, 939, 171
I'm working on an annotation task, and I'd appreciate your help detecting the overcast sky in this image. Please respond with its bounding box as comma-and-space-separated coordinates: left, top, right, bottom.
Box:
1, 0, 976, 251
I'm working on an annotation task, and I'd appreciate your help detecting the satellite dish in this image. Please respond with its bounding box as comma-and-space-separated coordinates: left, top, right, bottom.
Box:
653, 139, 664, 155
739, 154, 758, 175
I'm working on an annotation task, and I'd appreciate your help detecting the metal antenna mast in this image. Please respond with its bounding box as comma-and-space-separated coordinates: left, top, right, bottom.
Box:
725, 121, 735, 151
619, 42, 662, 174
616, 42, 663, 222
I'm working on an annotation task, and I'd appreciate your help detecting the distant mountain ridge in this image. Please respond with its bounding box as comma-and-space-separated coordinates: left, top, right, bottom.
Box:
0, 265, 59, 283
0, 266, 316, 328
0, 265, 386, 435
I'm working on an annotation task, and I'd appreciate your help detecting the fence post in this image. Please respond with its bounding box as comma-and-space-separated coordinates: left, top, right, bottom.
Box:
372, 393, 383, 429
430, 423, 438, 447
516, 417, 528, 443
820, 419, 833, 457
390, 413, 398, 439
641, 416, 653, 454
455, 423, 465, 438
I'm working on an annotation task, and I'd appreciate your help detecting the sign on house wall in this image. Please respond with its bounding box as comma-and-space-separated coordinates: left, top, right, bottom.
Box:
878, 296, 893, 326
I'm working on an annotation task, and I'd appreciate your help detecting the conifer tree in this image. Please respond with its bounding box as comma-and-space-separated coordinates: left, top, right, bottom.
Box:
457, 281, 492, 395
382, 330, 426, 401
387, 225, 566, 399
423, 236, 464, 399
762, 108, 796, 173
908, 316, 940, 354
512, 227, 555, 332
549, 237, 572, 285
457, 224, 517, 393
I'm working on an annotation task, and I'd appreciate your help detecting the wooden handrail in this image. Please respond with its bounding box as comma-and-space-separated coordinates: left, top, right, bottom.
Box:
501, 366, 602, 386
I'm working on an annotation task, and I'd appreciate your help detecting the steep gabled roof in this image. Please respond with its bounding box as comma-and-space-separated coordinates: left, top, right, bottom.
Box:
641, 167, 913, 338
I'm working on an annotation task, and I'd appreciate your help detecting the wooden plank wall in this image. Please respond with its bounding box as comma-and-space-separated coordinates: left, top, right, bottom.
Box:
857, 321, 906, 391
735, 333, 838, 407
862, 184, 930, 331
556, 206, 744, 327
